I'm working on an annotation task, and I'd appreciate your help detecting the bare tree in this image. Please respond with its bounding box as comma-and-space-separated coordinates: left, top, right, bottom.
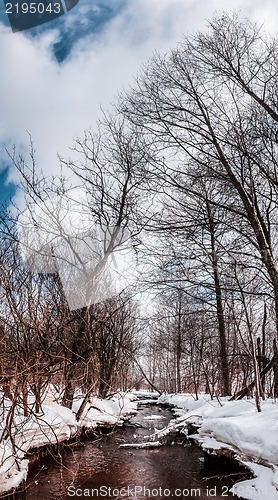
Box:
7, 115, 150, 410
121, 13, 278, 395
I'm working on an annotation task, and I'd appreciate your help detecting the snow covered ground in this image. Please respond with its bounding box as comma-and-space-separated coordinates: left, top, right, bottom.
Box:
2, 390, 277, 498
0, 388, 137, 495
158, 393, 278, 500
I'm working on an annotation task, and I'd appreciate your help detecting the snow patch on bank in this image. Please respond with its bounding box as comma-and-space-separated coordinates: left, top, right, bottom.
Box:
158, 393, 278, 499
0, 389, 138, 495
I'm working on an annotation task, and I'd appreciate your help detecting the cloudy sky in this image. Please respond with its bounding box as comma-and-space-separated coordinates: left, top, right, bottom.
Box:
0, 0, 277, 204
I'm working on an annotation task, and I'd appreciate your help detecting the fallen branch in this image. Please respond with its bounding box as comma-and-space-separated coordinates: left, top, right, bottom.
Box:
119, 441, 162, 449
230, 358, 274, 401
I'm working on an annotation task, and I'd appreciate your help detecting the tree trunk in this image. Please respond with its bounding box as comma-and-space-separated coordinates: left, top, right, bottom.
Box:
207, 200, 230, 396
273, 340, 278, 398
62, 309, 87, 409
76, 386, 93, 421
176, 290, 182, 393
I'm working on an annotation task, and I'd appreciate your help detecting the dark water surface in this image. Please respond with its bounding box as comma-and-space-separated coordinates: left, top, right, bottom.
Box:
10, 405, 249, 500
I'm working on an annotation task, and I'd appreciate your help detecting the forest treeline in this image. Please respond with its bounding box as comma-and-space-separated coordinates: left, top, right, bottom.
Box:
1, 13, 278, 426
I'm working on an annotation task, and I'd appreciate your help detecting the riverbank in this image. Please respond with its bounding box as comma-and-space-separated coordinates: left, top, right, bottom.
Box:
158, 393, 278, 500
0, 388, 138, 496
3, 391, 277, 499
25, 402, 239, 500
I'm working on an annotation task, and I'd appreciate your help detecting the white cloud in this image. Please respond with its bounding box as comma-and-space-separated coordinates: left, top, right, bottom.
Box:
0, 0, 277, 186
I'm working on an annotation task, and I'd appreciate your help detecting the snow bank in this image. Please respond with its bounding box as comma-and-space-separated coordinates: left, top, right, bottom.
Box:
158, 392, 213, 412
158, 394, 278, 500
131, 390, 160, 399
200, 403, 278, 464
231, 462, 278, 500
0, 390, 138, 495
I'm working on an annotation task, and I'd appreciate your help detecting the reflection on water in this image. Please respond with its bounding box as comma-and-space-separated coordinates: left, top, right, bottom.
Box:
7, 405, 249, 500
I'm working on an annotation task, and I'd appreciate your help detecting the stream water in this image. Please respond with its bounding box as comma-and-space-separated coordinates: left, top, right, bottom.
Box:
8, 404, 250, 500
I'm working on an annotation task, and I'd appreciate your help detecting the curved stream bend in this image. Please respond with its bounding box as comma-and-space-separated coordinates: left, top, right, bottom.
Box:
10, 404, 249, 499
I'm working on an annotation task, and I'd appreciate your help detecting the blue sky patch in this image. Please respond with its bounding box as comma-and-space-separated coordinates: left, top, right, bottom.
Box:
0, 1, 127, 60
0, 167, 16, 206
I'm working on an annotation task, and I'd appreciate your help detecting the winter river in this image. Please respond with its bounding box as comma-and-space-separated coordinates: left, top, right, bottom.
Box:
9, 404, 249, 499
